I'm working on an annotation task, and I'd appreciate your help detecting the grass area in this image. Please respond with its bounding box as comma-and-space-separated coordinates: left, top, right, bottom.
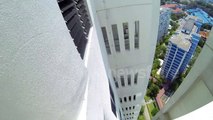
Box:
137, 106, 145, 120
138, 115, 145, 120
147, 102, 155, 118
144, 95, 151, 102
147, 101, 159, 118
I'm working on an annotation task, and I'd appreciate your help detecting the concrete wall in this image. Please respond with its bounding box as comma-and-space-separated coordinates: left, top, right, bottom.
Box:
0, 0, 88, 120
153, 30, 213, 120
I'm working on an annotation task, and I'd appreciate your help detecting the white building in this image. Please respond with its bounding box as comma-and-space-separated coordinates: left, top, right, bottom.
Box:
158, 7, 171, 42
95, 0, 160, 119
0, 0, 159, 120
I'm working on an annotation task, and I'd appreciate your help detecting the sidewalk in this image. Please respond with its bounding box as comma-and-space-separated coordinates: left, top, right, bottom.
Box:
143, 100, 151, 120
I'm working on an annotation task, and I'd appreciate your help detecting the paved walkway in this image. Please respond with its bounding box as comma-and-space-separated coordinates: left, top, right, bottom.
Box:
143, 100, 151, 120
145, 99, 154, 104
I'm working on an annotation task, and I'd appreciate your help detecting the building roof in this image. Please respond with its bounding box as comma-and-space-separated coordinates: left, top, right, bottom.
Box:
182, 18, 195, 33
156, 88, 165, 110
170, 15, 200, 52
173, 8, 183, 13
170, 35, 191, 51
199, 31, 209, 39
162, 4, 177, 9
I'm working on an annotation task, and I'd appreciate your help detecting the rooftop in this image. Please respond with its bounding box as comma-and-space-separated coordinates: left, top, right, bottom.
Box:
160, 7, 171, 14
182, 18, 195, 33
170, 16, 199, 51
187, 8, 213, 25
173, 8, 183, 13
199, 31, 209, 39
162, 4, 177, 9
170, 35, 191, 51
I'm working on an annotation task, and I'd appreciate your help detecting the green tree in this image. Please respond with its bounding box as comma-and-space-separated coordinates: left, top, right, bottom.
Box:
180, 1, 188, 5
170, 80, 179, 91
153, 59, 160, 70
200, 23, 212, 31
171, 13, 186, 21
155, 75, 164, 88
189, 46, 202, 66
151, 108, 159, 116
147, 83, 160, 98
151, 69, 158, 77
139, 106, 144, 115
198, 38, 206, 48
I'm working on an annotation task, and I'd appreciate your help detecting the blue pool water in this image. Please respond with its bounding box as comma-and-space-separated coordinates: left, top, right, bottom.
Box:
187, 8, 213, 25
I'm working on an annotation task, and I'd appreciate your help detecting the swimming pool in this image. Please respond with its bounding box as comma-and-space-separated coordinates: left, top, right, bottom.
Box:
187, 8, 213, 25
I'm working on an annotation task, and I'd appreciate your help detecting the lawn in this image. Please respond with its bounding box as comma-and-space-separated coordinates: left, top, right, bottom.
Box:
146, 101, 159, 118
137, 106, 145, 120
147, 102, 155, 118
138, 115, 145, 120
144, 95, 151, 102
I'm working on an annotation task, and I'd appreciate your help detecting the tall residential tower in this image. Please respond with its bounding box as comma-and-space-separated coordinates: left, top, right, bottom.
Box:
161, 16, 201, 82
158, 7, 171, 42
95, 0, 160, 119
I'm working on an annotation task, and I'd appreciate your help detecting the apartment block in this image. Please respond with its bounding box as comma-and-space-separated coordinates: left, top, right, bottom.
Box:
161, 16, 201, 81
158, 7, 171, 42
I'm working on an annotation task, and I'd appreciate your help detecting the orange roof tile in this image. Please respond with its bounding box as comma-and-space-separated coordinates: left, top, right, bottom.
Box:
162, 4, 177, 9
199, 31, 209, 39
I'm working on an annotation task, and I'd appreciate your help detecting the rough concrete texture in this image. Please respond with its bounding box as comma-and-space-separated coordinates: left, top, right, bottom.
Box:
0, 0, 87, 120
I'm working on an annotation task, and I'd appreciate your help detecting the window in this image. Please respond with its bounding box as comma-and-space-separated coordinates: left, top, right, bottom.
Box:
127, 74, 131, 86
126, 107, 128, 111
110, 99, 116, 117
115, 81, 119, 88
129, 107, 131, 110
109, 84, 116, 117
109, 84, 114, 101
133, 95, 136, 100
133, 106, 135, 109
129, 96, 131, 102
101, 27, 111, 54
121, 75, 125, 87
134, 73, 138, 84
124, 97, 127, 102
120, 98, 122, 103
114, 77, 119, 88
112, 24, 120, 52
58, 0, 91, 59
123, 22, 130, 50
134, 21, 139, 49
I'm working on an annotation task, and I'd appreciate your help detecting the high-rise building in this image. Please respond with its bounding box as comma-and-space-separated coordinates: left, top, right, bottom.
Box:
95, 0, 160, 119
153, 30, 213, 120
0, 0, 159, 120
161, 16, 201, 82
157, 7, 171, 42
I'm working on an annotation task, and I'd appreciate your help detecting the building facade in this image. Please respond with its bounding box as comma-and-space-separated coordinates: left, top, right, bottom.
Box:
95, 0, 160, 120
161, 17, 201, 82
158, 7, 171, 42
0, 0, 159, 120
